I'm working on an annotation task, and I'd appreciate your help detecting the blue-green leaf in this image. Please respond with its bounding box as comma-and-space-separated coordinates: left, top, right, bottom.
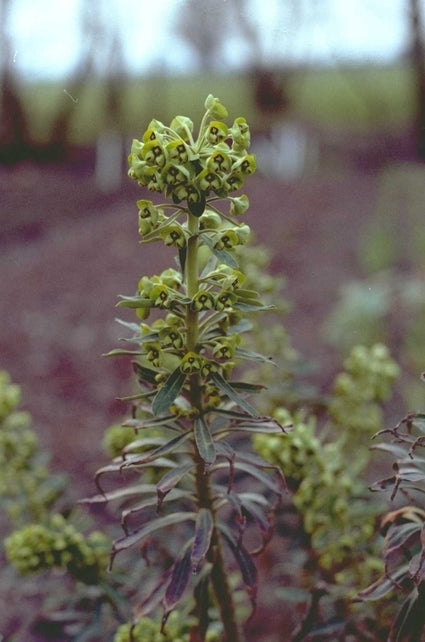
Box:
194, 417, 216, 465
210, 372, 257, 417
152, 366, 186, 415
201, 233, 239, 269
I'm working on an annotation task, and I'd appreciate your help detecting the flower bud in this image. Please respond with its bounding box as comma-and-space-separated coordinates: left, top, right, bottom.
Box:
204, 94, 229, 119
199, 210, 222, 230
235, 224, 251, 245
230, 117, 251, 151
229, 194, 250, 216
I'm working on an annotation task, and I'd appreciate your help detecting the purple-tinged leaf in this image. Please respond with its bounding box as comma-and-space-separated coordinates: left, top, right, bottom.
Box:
383, 521, 420, 554
121, 488, 191, 534
122, 415, 180, 430
388, 589, 425, 642
219, 523, 258, 614
156, 463, 195, 510
152, 366, 186, 416
215, 442, 235, 492
163, 542, 193, 618
133, 569, 172, 620
191, 509, 214, 573
110, 512, 196, 568
357, 574, 399, 602
240, 496, 271, 537
409, 551, 425, 583
121, 432, 190, 469
213, 415, 291, 436
194, 417, 216, 465
212, 460, 283, 496
80, 483, 157, 505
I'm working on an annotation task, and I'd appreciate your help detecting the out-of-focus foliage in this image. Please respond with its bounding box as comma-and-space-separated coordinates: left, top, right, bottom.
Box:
359, 409, 425, 641
254, 344, 399, 580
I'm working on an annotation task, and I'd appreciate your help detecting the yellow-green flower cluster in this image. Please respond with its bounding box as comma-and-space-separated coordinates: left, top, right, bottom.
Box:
0, 371, 64, 525
0, 370, 21, 420
4, 513, 110, 584
329, 343, 399, 449
253, 408, 319, 483
253, 344, 399, 580
114, 611, 220, 642
128, 95, 256, 217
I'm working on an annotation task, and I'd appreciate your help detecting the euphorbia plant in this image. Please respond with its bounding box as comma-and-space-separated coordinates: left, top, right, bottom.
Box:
89, 95, 289, 641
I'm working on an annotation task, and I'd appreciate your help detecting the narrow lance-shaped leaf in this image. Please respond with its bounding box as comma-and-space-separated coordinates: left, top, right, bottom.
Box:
103, 348, 145, 357
156, 462, 195, 510
133, 361, 159, 386
133, 569, 172, 621
194, 416, 216, 465
219, 523, 258, 614
162, 542, 193, 628
121, 432, 190, 469
80, 483, 157, 505
235, 347, 276, 365
191, 508, 214, 573
121, 488, 192, 535
116, 295, 152, 309
152, 366, 186, 416
110, 512, 197, 568
210, 371, 257, 417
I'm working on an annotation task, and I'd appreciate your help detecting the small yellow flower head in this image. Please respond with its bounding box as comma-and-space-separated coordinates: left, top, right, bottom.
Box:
180, 352, 203, 374
191, 290, 216, 311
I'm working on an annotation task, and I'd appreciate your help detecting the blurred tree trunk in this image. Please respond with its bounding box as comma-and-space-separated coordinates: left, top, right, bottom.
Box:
47, 2, 101, 158
409, 0, 425, 159
0, 0, 31, 163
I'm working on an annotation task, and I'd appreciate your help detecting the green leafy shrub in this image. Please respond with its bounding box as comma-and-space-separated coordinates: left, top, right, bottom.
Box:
254, 344, 399, 587
322, 270, 425, 408
0, 370, 65, 525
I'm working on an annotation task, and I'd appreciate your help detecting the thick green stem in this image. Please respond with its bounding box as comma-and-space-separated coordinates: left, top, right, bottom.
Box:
186, 213, 200, 353
185, 210, 243, 642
